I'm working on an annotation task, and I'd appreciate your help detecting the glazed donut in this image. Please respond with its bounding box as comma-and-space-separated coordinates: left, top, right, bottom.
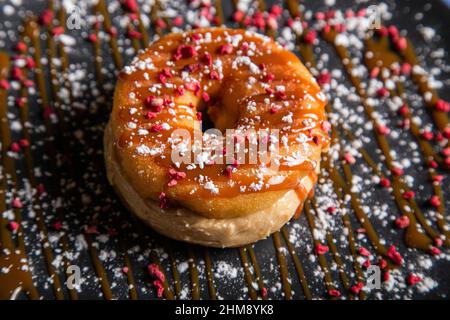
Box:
104, 28, 329, 247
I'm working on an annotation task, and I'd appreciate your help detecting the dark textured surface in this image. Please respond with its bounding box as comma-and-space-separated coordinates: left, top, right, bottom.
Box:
0, 0, 449, 299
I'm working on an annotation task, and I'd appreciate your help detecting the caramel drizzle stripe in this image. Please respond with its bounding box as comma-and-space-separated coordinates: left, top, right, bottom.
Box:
187, 246, 200, 300
94, 0, 123, 70
246, 246, 267, 300
323, 29, 448, 250
167, 245, 182, 299
285, 2, 365, 297
238, 246, 267, 300
400, 38, 449, 134
238, 247, 258, 300
310, 199, 351, 295
364, 35, 448, 236
280, 227, 312, 299
203, 247, 217, 300
303, 201, 335, 293
272, 232, 292, 299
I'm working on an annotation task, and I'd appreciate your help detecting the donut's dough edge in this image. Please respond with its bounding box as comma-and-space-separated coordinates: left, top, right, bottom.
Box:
104, 122, 314, 247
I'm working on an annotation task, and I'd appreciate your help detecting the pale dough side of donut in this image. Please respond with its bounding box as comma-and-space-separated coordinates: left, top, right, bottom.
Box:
104, 122, 314, 247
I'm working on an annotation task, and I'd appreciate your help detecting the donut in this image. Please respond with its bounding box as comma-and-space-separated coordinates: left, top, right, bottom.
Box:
104, 28, 329, 247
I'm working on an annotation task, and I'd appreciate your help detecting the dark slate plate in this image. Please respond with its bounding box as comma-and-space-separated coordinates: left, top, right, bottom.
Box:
0, 0, 449, 300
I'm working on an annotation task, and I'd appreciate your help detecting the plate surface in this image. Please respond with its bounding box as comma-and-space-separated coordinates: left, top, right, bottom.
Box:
0, 0, 449, 299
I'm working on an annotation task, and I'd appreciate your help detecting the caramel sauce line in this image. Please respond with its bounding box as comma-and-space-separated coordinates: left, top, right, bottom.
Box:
400, 38, 449, 135
272, 232, 292, 300
280, 227, 312, 299
303, 201, 336, 295
238, 247, 258, 300
94, 0, 123, 70
167, 244, 182, 299
323, 29, 447, 250
311, 199, 351, 294
246, 246, 267, 300
203, 247, 217, 300
187, 246, 200, 300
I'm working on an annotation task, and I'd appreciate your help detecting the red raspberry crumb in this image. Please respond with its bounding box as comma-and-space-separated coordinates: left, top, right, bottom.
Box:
173, 16, 183, 27
387, 245, 403, 265
122, 267, 129, 274
402, 191, 415, 200
395, 37, 407, 51
39, 10, 53, 26
11, 198, 23, 208
362, 259, 371, 268
52, 220, 63, 231
202, 92, 210, 102
344, 153, 356, 164
159, 192, 168, 209
350, 282, 364, 294
148, 263, 165, 282
8, 221, 19, 232
328, 289, 341, 297
429, 246, 441, 256
377, 87, 389, 98
429, 195, 441, 207
0, 79, 10, 90
150, 124, 163, 133
394, 216, 410, 229
326, 206, 336, 214
15, 41, 27, 53
434, 238, 443, 247
391, 167, 404, 176
303, 30, 317, 44
315, 243, 329, 255
52, 27, 64, 36
407, 274, 422, 286
379, 177, 391, 187
359, 247, 371, 257
88, 34, 98, 43
435, 99, 450, 112
379, 259, 388, 269
152, 280, 164, 298
174, 44, 197, 60
376, 124, 390, 135
123, 0, 138, 13
10, 142, 21, 152
232, 10, 244, 22
217, 44, 233, 55
261, 287, 268, 298
317, 71, 331, 85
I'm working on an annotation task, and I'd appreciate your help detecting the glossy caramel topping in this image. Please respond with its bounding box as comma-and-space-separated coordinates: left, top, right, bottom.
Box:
111, 28, 329, 202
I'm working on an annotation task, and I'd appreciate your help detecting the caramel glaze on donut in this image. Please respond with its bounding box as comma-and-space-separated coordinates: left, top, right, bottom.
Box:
109, 28, 329, 219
